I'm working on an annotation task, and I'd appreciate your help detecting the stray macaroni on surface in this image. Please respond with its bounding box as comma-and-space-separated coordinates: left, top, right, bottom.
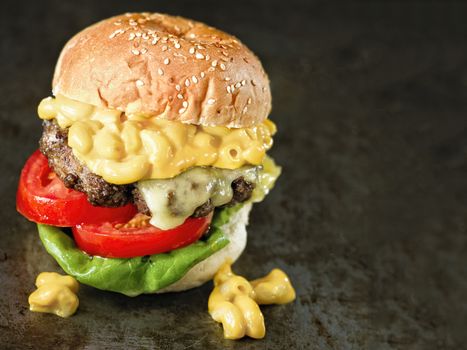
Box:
208, 262, 295, 340
250, 269, 296, 305
28, 272, 79, 318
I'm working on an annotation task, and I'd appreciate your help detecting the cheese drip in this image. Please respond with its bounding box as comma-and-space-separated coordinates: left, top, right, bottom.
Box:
38, 95, 276, 183
137, 167, 256, 229
136, 156, 280, 229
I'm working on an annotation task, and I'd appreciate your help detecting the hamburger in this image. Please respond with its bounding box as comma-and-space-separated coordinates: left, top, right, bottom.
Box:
16, 13, 280, 296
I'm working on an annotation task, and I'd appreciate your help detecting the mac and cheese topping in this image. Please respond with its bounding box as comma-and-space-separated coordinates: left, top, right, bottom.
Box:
208, 262, 295, 340
38, 95, 276, 184
28, 272, 79, 318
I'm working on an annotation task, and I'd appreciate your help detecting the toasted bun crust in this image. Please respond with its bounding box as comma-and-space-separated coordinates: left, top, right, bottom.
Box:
157, 203, 251, 293
52, 13, 271, 128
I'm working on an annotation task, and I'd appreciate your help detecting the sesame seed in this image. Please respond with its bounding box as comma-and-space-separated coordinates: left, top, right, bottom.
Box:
241, 80, 246, 86
164, 58, 170, 65
175, 85, 181, 91
129, 33, 136, 40
109, 29, 124, 39
131, 49, 140, 55
220, 63, 226, 70
247, 98, 252, 104
195, 52, 205, 60
197, 44, 205, 50
224, 77, 231, 81
185, 79, 190, 87
205, 55, 210, 61
207, 98, 216, 105
162, 45, 168, 51
140, 48, 147, 54
158, 68, 164, 76
174, 42, 181, 49
135, 32, 142, 37
208, 67, 215, 72
151, 37, 159, 45
227, 86, 232, 93
211, 60, 218, 67
136, 80, 144, 87
235, 82, 241, 88
142, 33, 149, 40
178, 108, 186, 114
200, 72, 205, 78
189, 47, 195, 54
182, 101, 188, 108
192, 76, 198, 84
251, 80, 256, 86
177, 93, 183, 99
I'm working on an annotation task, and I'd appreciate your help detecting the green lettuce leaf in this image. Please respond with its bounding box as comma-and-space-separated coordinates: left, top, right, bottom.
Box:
37, 205, 242, 297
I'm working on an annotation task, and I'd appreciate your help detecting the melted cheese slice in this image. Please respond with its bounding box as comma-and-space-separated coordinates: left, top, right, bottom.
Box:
137, 156, 280, 229
137, 166, 256, 229
38, 95, 276, 183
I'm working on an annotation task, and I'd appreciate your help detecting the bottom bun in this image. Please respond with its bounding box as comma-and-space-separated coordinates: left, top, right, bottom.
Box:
157, 203, 252, 293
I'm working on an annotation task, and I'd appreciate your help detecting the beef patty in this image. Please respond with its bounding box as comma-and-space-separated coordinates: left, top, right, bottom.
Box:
39, 120, 132, 207
39, 120, 255, 216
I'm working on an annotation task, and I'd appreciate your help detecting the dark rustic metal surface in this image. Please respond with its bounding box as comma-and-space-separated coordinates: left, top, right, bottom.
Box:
1, 1, 466, 349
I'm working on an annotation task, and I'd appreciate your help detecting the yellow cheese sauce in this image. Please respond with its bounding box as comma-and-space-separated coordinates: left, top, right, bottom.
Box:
208, 262, 295, 340
38, 95, 276, 184
28, 272, 79, 318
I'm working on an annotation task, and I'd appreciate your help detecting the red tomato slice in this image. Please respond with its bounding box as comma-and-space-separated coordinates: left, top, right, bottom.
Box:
16, 150, 137, 226
72, 213, 213, 258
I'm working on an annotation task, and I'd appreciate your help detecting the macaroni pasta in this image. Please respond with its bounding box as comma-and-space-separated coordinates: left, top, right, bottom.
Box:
208, 262, 295, 340
38, 95, 276, 183
28, 272, 79, 318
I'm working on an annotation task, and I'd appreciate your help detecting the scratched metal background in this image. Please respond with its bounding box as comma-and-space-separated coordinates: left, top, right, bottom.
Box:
1, 1, 466, 349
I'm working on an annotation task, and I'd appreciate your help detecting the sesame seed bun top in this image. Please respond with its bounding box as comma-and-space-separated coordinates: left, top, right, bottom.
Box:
52, 13, 272, 128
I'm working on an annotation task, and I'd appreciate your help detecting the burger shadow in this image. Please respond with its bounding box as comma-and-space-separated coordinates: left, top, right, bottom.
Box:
78, 279, 214, 317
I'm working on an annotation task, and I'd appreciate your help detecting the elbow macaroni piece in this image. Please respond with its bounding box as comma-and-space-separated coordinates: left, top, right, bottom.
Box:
208, 262, 295, 340
28, 272, 79, 318
209, 264, 265, 339
250, 269, 296, 305
37, 95, 276, 182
